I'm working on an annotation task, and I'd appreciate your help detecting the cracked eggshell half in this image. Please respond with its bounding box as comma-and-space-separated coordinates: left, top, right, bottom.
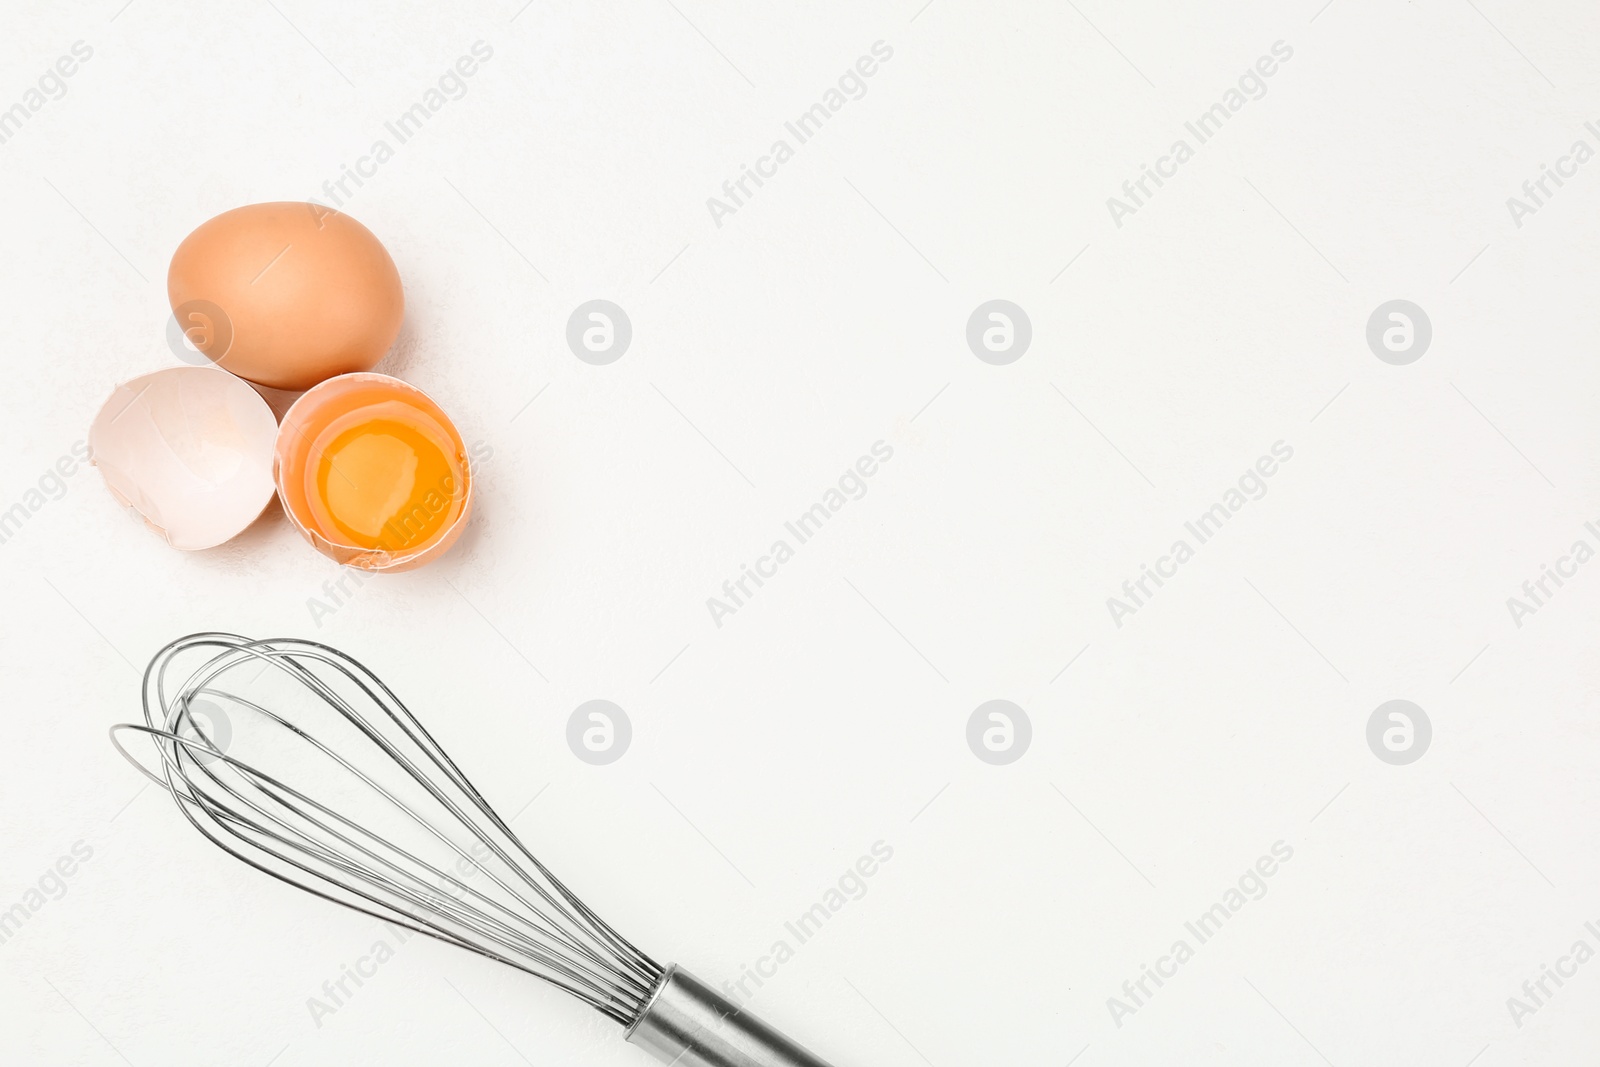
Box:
89, 366, 279, 550
275, 373, 472, 573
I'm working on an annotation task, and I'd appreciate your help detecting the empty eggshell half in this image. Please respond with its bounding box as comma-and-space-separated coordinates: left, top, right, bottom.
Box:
90, 366, 279, 550
275, 373, 472, 572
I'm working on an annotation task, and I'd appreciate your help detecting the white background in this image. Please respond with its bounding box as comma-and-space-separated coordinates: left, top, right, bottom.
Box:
2, 1, 1598, 1064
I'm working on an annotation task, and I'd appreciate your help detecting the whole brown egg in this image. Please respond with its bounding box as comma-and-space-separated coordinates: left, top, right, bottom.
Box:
167, 202, 404, 391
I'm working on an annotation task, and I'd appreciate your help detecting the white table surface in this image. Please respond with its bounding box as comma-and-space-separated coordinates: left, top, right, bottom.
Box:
2, 1, 1598, 1064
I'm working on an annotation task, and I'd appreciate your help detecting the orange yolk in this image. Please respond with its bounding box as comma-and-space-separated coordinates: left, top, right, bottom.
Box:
313, 417, 458, 551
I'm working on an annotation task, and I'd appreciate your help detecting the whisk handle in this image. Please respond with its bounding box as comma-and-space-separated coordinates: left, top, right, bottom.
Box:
626, 964, 839, 1067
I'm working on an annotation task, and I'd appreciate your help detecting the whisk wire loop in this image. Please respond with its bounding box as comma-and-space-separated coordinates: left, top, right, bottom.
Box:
111, 633, 663, 1025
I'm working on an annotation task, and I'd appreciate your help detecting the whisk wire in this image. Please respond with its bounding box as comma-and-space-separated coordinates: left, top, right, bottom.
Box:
111, 634, 664, 1026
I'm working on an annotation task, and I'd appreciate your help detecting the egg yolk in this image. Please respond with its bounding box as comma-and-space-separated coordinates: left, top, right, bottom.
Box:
313, 417, 458, 551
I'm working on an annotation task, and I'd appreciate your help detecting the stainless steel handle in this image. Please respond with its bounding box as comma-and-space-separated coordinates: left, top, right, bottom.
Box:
626, 965, 839, 1067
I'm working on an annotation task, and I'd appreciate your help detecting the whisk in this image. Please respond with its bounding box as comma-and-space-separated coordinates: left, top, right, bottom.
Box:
111, 633, 840, 1067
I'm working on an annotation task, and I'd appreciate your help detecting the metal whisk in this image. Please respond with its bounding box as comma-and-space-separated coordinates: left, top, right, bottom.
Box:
111, 633, 839, 1067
